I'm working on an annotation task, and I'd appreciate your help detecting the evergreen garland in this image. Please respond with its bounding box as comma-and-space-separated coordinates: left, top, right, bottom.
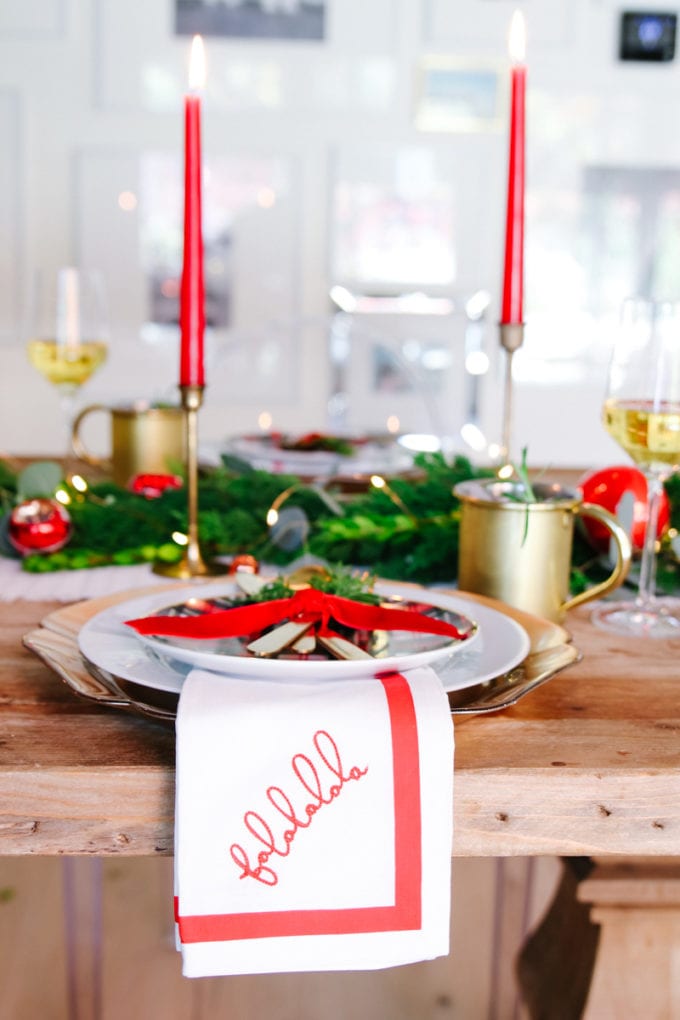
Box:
2, 453, 679, 590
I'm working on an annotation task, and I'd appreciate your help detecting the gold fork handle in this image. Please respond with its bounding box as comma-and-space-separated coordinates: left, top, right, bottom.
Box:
247, 621, 313, 657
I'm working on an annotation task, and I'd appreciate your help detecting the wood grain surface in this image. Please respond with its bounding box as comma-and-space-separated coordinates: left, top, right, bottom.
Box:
2, 592, 680, 857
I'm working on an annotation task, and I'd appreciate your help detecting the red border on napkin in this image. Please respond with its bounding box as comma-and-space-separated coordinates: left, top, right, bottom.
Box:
177, 671, 423, 943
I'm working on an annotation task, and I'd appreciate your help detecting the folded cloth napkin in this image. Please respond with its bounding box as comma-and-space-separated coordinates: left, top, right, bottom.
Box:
174, 665, 454, 977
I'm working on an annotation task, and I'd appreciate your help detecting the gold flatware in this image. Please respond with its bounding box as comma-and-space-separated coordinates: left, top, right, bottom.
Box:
291, 632, 317, 655
285, 564, 332, 589
246, 620, 313, 657
317, 634, 375, 661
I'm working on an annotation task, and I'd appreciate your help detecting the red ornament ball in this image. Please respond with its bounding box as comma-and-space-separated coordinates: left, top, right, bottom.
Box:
228, 554, 260, 575
128, 473, 184, 500
8, 498, 72, 555
578, 465, 670, 552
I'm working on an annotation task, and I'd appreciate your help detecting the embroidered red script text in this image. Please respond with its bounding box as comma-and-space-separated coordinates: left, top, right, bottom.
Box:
229, 729, 368, 887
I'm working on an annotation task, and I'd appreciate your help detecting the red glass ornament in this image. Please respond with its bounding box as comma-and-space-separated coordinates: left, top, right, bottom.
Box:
8, 498, 72, 555
128, 473, 184, 500
228, 554, 259, 575
579, 465, 670, 552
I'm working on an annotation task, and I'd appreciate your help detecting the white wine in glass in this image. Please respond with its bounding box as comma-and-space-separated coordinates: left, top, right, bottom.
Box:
27, 337, 107, 389
592, 298, 680, 637
26, 267, 108, 451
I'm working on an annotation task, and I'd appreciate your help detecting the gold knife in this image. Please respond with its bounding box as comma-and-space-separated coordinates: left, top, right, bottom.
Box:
317, 634, 375, 661
247, 621, 313, 657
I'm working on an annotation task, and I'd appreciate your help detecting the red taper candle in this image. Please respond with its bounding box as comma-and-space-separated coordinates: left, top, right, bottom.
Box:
500, 12, 526, 326
179, 35, 206, 388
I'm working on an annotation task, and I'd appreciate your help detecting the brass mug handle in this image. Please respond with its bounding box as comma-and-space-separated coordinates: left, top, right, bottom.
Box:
562, 502, 633, 613
70, 404, 112, 471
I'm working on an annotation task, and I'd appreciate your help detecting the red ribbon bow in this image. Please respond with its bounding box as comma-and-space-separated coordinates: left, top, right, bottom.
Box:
125, 587, 470, 643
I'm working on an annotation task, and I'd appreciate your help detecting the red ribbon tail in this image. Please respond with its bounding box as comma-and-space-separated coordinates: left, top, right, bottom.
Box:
124, 586, 470, 643
125, 596, 297, 639
322, 593, 469, 640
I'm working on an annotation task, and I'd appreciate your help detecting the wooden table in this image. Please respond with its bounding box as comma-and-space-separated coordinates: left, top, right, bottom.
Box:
3, 596, 680, 1017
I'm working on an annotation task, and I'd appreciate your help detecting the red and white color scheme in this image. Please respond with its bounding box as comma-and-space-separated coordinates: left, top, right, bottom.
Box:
174, 666, 454, 976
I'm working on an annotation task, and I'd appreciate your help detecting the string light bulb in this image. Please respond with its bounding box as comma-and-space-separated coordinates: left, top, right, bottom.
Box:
370, 474, 417, 521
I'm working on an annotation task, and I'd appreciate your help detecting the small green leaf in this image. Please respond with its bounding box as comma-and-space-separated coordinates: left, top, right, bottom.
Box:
220, 454, 254, 473
17, 461, 63, 500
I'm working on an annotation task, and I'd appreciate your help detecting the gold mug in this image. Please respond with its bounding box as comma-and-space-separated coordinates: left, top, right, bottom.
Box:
71, 403, 186, 487
454, 480, 632, 622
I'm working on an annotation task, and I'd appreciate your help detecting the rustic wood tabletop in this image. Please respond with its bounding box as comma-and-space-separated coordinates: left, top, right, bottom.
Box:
3, 594, 680, 858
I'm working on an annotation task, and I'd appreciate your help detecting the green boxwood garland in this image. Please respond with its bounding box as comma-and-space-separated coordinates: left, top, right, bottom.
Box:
2, 453, 680, 591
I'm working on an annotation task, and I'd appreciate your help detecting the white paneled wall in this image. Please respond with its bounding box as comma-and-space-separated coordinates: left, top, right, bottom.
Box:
0, 0, 676, 467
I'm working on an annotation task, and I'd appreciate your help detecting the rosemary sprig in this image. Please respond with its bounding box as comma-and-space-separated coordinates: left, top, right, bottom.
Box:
511, 446, 537, 504
238, 565, 380, 606
504, 447, 537, 545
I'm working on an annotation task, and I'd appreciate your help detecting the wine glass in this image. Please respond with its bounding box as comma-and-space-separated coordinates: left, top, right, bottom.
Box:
591, 297, 680, 637
25, 267, 109, 454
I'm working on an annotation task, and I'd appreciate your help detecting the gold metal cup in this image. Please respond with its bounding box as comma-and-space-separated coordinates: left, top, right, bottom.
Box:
71, 404, 185, 487
454, 480, 632, 622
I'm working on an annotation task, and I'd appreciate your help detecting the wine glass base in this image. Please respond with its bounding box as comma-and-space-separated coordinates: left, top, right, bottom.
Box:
591, 598, 680, 638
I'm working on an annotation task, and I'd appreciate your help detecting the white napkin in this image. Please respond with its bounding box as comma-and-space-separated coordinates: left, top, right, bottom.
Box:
174, 665, 454, 978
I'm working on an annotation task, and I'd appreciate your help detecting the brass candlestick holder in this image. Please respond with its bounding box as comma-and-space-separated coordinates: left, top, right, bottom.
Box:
153, 383, 227, 578
498, 322, 524, 461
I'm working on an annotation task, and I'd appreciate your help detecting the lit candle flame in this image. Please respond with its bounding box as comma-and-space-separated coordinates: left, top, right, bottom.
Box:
188, 35, 206, 91
508, 10, 526, 64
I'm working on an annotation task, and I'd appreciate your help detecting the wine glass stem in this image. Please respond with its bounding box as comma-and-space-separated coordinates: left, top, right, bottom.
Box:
637, 474, 664, 608
58, 387, 78, 465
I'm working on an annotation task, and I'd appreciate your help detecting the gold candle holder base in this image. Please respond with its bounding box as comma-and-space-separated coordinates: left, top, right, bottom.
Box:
153, 383, 228, 579
152, 549, 226, 579
498, 322, 525, 461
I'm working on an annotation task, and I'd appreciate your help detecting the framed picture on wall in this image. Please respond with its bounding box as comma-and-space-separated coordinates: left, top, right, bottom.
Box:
414, 58, 503, 133
175, 1, 326, 41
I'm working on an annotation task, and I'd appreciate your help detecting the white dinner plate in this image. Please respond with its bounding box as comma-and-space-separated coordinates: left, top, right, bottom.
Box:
78, 580, 530, 694
94, 580, 479, 680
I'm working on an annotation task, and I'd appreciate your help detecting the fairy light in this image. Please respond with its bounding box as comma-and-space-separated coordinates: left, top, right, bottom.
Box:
460, 422, 487, 453
497, 463, 514, 480
267, 483, 300, 518
265, 481, 344, 534
172, 531, 189, 546
55, 488, 71, 506
370, 474, 417, 521
70, 474, 88, 493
